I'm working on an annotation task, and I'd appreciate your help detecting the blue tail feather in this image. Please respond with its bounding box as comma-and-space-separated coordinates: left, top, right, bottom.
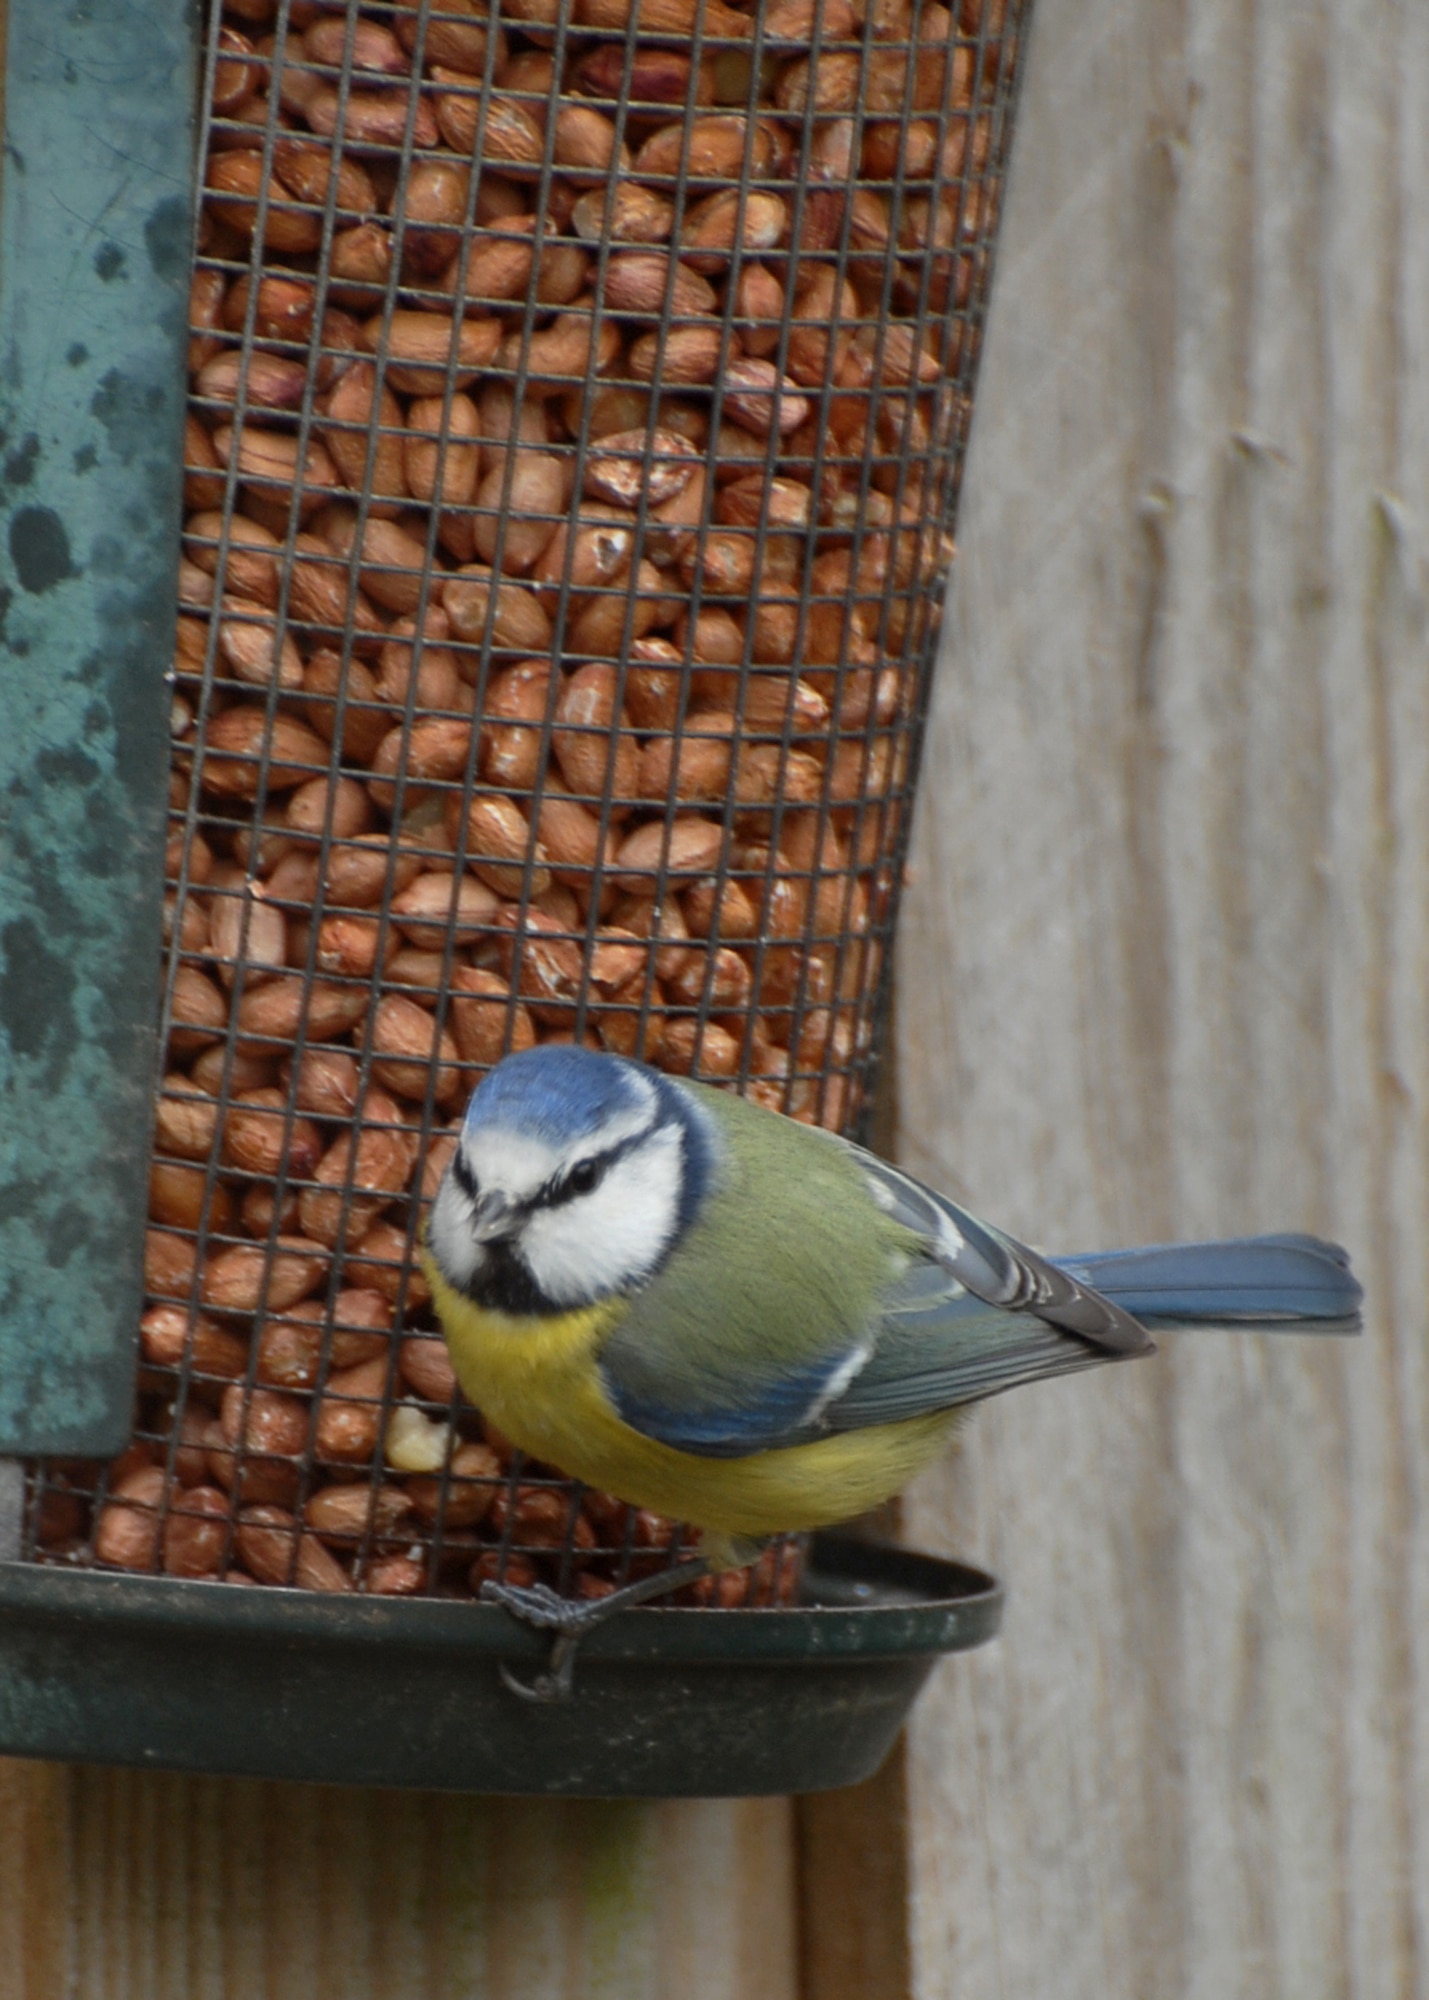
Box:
1055, 1234, 1362, 1336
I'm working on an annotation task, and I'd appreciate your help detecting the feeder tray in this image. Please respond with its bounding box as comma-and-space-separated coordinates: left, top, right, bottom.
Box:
0, 1536, 1000, 1795
0, 0, 1028, 1793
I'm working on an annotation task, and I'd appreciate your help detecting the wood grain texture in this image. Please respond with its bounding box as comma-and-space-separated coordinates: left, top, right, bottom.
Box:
0, 1764, 796, 2000
896, 0, 1429, 1995
797, 1753, 911, 2000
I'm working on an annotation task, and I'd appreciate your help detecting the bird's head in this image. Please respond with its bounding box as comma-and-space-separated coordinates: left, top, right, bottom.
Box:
427, 1046, 716, 1314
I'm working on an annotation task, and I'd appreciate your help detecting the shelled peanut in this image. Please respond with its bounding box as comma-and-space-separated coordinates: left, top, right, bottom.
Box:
30, 0, 1015, 1594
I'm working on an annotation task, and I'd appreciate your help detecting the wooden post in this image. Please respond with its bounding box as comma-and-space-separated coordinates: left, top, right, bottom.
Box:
897, 0, 1429, 1993
0, 1770, 797, 2000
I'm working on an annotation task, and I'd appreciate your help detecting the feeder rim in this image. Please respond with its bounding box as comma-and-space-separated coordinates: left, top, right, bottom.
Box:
0, 1535, 1001, 1668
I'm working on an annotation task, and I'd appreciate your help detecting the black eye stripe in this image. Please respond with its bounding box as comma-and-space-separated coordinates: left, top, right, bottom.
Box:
536, 1118, 672, 1210
543, 1156, 605, 1207
461, 1116, 675, 1222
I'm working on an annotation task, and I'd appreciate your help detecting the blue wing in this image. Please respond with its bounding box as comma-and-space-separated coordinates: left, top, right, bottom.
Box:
598, 1115, 1360, 1460
598, 1135, 1153, 1458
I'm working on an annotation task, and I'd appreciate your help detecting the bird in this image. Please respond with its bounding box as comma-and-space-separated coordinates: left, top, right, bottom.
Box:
424, 1043, 1362, 1696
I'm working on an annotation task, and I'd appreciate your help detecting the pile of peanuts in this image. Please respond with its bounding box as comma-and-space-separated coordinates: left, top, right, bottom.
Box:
27, 0, 1013, 1597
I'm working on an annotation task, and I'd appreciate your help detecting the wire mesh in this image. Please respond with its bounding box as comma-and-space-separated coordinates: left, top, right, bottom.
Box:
22, 0, 1027, 1600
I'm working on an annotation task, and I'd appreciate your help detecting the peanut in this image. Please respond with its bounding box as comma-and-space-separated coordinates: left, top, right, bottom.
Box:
163, 1486, 232, 1578
167, 963, 228, 1054
315, 369, 405, 512
210, 422, 341, 513
611, 815, 724, 888
478, 658, 552, 788
94, 1468, 168, 1571
366, 715, 474, 812
627, 321, 724, 386
635, 113, 775, 183
571, 181, 674, 245
205, 151, 322, 254
203, 1238, 329, 1314
305, 1483, 415, 1545
532, 790, 615, 890
448, 965, 536, 1066
405, 1441, 502, 1526
221, 1088, 323, 1180
315, 1356, 391, 1464
636, 709, 736, 803
326, 224, 395, 308
582, 427, 700, 511
390, 869, 500, 948
493, 906, 584, 1024
444, 567, 554, 662
600, 251, 717, 319
658, 1016, 742, 1076
553, 103, 629, 181
153, 1076, 220, 1161
370, 993, 463, 1104
363, 1554, 426, 1594
395, 0, 500, 73
403, 391, 481, 510
233, 975, 369, 1054
202, 709, 330, 796
471, 450, 566, 572
299, 1110, 414, 1248
236, 1506, 353, 1591
552, 663, 640, 809
146, 1159, 229, 1235
209, 885, 288, 988
679, 188, 787, 271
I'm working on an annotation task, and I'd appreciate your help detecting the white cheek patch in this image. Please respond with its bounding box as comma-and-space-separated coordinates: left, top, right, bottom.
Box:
427, 1176, 485, 1293
520, 1122, 685, 1307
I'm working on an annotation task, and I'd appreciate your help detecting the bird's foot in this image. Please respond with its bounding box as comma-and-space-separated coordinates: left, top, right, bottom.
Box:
479, 1579, 593, 1637
480, 1557, 713, 1702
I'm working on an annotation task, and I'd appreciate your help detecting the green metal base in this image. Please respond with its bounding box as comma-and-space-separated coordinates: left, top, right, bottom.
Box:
0, 1537, 1000, 1796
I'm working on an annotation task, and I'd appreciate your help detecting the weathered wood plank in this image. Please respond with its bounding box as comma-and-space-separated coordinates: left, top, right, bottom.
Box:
0, 1760, 70, 1998
896, 0, 1429, 1994
797, 1753, 911, 2000
0, 1764, 796, 2000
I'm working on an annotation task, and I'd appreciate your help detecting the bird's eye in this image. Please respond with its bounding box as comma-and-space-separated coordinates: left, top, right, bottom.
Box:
568, 1159, 600, 1197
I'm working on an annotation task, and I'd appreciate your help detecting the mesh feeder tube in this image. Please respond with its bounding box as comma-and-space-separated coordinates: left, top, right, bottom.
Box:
0, 0, 1020, 1789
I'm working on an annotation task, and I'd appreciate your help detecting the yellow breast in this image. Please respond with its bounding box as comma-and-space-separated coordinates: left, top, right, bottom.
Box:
425, 1254, 957, 1545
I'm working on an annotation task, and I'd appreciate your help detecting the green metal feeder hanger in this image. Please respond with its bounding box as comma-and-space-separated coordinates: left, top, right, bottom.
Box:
0, 0, 1010, 1796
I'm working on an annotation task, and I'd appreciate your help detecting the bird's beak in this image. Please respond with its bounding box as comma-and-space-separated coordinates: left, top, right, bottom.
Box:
470, 1188, 521, 1243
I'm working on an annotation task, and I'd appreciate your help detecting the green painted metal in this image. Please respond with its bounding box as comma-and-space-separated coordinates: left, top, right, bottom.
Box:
0, 1537, 1003, 1795
0, 1, 197, 1451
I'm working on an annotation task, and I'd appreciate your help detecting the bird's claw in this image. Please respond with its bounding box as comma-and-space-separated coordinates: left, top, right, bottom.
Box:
480, 1582, 594, 1702
498, 1636, 578, 1704
479, 1578, 589, 1635
481, 1556, 715, 1701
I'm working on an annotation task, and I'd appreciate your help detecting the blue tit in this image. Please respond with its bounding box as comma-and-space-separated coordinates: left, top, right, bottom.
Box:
424, 1044, 1361, 1689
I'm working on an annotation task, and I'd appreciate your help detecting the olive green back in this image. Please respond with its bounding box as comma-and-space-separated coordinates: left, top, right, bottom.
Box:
597, 1087, 917, 1433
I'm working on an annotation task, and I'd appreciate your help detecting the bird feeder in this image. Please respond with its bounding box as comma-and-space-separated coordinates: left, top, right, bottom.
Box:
0, 0, 1022, 1795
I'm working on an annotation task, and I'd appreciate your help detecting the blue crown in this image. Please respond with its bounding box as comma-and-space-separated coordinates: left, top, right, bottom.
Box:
462, 1046, 651, 1145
